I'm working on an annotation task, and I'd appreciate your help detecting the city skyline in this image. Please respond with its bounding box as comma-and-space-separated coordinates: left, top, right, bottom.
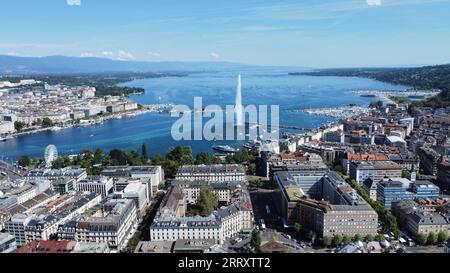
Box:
0, 0, 450, 67
1, 0, 450, 259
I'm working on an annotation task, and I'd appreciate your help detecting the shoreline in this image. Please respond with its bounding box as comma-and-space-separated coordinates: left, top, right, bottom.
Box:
2, 103, 175, 141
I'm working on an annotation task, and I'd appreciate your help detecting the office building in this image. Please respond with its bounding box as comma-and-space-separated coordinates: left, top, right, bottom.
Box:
51, 178, 76, 195
274, 171, 378, 237
123, 182, 149, 218
377, 179, 440, 209
0, 233, 17, 253
349, 161, 403, 184
76, 176, 114, 198
4, 214, 33, 246
101, 166, 164, 197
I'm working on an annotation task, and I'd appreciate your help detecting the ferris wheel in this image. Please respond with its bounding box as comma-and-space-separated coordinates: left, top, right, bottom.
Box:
44, 145, 58, 168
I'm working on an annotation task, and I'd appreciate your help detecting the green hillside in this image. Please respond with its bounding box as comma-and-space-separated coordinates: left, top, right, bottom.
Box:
293, 64, 450, 108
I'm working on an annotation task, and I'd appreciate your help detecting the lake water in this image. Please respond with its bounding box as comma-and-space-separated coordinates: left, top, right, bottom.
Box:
0, 69, 408, 162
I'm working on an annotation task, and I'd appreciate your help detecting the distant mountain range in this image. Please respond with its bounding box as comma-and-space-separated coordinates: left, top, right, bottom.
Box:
0, 55, 260, 74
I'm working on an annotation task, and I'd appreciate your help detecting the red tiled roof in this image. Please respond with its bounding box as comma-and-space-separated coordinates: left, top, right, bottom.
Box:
346, 153, 389, 161
15, 241, 77, 253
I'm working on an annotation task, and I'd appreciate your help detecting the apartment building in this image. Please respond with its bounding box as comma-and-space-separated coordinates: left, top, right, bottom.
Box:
392, 201, 449, 237
175, 164, 246, 183
150, 174, 253, 243
26, 167, 87, 184
73, 199, 138, 251
170, 180, 241, 205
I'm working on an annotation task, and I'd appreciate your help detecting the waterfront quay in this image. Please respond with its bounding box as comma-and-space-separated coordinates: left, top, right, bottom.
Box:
0, 80, 174, 139
295, 105, 371, 119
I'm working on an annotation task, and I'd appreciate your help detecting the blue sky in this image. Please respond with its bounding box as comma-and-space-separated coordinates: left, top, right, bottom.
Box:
1, 0, 450, 67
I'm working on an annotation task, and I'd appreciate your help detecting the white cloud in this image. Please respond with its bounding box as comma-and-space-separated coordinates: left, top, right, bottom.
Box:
80, 52, 94, 57
67, 0, 81, 6
117, 50, 135, 61
367, 0, 382, 6
80, 50, 135, 61
210, 52, 221, 59
101, 51, 114, 58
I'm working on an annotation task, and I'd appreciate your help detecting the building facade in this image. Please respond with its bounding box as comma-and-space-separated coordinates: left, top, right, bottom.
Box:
0, 233, 17, 253
76, 176, 114, 198
175, 165, 246, 183
377, 179, 440, 209
349, 161, 403, 184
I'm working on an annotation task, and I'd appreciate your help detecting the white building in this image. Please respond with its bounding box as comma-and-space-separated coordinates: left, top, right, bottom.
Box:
6, 180, 51, 204
101, 166, 164, 197
0, 121, 14, 135
74, 199, 138, 252
386, 135, 408, 149
72, 242, 110, 253
150, 204, 253, 243
26, 168, 87, 184
150, 180, 254, 243
25, 215, 60, 243
24, 193, 102, 243
0, 233, 16, 253
123, 182, 149, 218
129, 166, 164, 196
76, 176, 114, 198
216, 204, 254, 240
171, 180, 240, 205
280, 139, 298, 153
4, 214, 33, 246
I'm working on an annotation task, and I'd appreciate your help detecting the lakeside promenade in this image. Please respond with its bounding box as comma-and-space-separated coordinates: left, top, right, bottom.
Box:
1, 103, 174, 142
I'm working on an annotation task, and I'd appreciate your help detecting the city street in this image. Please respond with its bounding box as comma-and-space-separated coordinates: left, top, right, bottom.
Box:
405, 246, 445, 254
249, 187, 281, 230
0, 160, 25, 181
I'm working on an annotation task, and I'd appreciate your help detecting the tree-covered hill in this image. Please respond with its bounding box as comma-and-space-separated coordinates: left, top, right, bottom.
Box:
292, 64, 450, 108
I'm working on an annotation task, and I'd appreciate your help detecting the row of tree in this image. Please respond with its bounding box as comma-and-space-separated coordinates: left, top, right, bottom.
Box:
322, 234, 383, 248
294, 223, 316, 242
349, 179, 402, 239
19, 144, 258, 178
18, 144, 151, 174
416, 231, 449, 246
14, 118, 53, 132
126, 192, 165, 252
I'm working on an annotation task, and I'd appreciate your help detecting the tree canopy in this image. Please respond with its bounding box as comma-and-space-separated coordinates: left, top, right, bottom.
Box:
196, 186, 219, 217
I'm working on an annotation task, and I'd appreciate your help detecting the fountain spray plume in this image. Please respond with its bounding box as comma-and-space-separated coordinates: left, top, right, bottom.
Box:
235, 74, 244, 127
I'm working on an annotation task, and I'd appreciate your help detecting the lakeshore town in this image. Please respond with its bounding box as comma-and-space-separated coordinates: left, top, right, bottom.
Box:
0, 79, 450, 254
0, 79, 173, 141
